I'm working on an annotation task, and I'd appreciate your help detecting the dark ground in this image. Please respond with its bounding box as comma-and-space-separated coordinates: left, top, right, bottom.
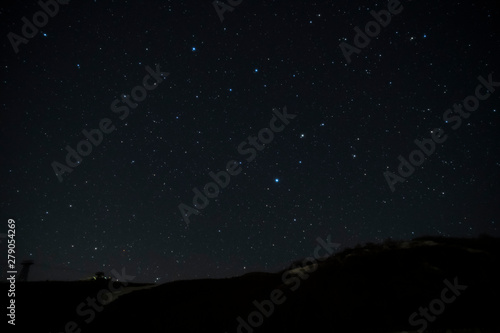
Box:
7, 236, 500, 333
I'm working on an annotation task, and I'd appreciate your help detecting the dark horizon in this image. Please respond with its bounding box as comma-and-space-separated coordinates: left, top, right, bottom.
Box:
6, 233, 498, 284
11, 235, 500, 332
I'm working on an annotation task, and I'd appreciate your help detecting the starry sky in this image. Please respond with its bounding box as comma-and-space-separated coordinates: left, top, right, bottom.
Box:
1, 0, 499, 283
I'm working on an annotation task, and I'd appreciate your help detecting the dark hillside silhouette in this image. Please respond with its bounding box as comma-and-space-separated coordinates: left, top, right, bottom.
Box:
11, 236, 500, 333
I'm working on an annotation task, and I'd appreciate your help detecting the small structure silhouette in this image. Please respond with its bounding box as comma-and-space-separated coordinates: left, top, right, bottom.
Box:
93, 271, 110, 281
18, 260, 34, 281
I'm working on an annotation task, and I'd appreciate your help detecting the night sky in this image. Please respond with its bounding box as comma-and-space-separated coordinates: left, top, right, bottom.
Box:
1, 0, 499, 283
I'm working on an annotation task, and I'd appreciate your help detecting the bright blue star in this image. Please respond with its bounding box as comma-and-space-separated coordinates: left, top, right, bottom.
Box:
254, 68, 258, 73
275, 178, 279, 183
192, 47, 196, 51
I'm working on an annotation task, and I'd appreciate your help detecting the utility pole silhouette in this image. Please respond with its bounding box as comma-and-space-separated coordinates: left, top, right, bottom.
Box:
18, 260, 34, 281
